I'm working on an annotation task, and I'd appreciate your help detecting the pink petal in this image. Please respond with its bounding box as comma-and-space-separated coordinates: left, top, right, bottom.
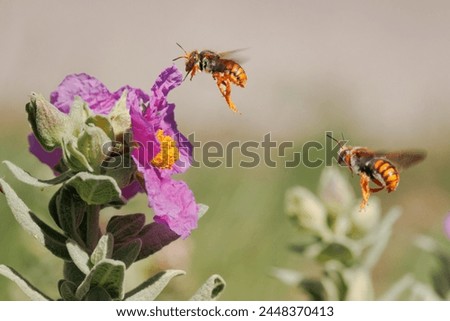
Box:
28, 134, 62, 169
136, 162, 198, 239
50, 73, 116, 114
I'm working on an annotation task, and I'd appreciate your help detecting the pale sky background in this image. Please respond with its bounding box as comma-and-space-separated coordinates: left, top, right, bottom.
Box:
1, 0, 450, 148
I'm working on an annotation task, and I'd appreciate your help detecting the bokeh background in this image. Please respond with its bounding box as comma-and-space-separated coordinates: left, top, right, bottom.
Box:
0, 0, 449, 300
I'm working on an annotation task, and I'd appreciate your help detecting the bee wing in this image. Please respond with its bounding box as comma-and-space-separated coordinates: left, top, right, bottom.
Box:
374, 150, 427, 170
218, 48, 250, 64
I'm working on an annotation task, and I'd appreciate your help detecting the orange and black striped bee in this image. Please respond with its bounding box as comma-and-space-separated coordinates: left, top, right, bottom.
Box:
173, 43, 247, 113
328, 134, 426, 209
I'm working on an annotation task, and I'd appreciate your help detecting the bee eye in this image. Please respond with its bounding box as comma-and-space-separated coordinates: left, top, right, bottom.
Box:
337, 152, 346, 165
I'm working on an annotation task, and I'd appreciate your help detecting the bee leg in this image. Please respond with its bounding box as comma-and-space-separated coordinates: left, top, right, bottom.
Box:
189, 65, 199, 81
347, 166, 354, 176
369, 178, 384, 193
359, 173, 371, 210
214, 74, 239, 113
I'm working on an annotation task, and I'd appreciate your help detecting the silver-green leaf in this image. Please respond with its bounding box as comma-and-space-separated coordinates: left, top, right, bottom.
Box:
190, 274, 226, 301
66, 239, 91, 275
125, 270, 185, 301
76, 259, 125, 300
0, 265, 51, 301
197, 203, 209, 219
65, 172, 124, 206
108, 90, 131, 137
91, 233, 114, 265
3, 160, 71, 188
0, 179, 45, 242
62, 137, 94, 172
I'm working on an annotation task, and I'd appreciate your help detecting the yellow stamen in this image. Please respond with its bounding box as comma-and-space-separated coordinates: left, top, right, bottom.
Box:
151, 129, 179, 169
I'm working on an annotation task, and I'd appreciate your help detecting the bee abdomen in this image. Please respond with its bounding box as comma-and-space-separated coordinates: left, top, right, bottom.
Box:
373, 159, 399, 192
223, 61, 247, 87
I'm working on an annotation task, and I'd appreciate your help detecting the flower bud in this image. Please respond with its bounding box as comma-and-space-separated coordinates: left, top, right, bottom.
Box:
350, 196, 381, 235
77, 124, 112, 173
26, 92, 69, 150
343, 268, 374, 300
62, 137, 93, 172
285, 186, 328, 235
108, 90, 131, 138
318, 167, 355, 214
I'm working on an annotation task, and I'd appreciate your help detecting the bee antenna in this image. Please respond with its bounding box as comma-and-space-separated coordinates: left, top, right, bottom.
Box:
173, 43, 190, 61
326, 133, 340, 144
327, 132, 347, 150
176, 42, 188, 55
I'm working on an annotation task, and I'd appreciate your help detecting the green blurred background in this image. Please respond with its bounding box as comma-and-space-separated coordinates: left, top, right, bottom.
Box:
1, 1, 449, 300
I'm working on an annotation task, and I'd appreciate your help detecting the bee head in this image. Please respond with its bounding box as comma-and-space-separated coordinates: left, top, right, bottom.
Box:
337, 146, 353, 167
179, 50, 197, 69
173, 43, 200, 80
327, 133, 351, 166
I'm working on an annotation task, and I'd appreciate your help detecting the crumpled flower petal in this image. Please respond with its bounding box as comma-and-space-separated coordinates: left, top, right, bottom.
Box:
50, 73, 113, 114
131, 66, 198, 238
140, 165, 198, 239
138, 66, 192, 176
28, 134, 62, 169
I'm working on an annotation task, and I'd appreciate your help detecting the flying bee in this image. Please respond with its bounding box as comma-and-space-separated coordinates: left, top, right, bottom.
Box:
327, 134, 426, 209
173, 43, 248, 113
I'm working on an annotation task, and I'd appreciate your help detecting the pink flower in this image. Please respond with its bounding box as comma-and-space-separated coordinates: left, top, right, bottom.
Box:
29, 66, 199, 238
130, 66, 198, 238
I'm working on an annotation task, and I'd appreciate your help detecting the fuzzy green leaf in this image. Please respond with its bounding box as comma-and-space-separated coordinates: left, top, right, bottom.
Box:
77, 124, 112, 173
68, 97, 93, 135
62, 137, 94, 172
58, 280, 78, 301
75, 259, 125, 300
101, 155, 135, 188
125, 270, 185, 301
190, 274, 226, 301
363, 206, 401, 270
84, 287, 113, 301
299, 278, 326, 301
65, 172, 124, 206
106, 214, 145, 241
26, 92, 69, 151
86, 115, 114, 141
0, 179, 70, 259
108, 90, 131, 137
197, 203, 209, 219
432, 253, 450, 299
317, 242, 354, 266
66, 239, 91, 275
0, 178, 47, 242
0, 265, 51, 301
55, 186, 86, 237
3, 160, 73, 187
63, 262, 86, 286
270, 267, 303, 286
112, 239, 142, 268
29, 212, 70, 260
91, 233, 114, 265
